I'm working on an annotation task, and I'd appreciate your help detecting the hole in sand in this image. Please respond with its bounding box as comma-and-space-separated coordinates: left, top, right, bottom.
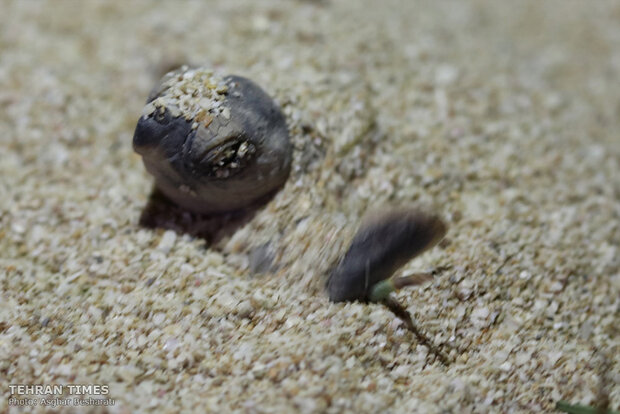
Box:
138, 185, 276, 246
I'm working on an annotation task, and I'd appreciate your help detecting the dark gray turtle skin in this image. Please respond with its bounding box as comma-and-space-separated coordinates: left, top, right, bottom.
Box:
133, 72, 292, 214
327, 208, 447, 302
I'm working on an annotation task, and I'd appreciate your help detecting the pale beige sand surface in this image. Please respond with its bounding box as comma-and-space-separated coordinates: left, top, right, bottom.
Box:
1, 1, 619, 413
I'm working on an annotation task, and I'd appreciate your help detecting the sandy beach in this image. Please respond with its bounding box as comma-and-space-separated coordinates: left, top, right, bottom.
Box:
1, 1, 619, 412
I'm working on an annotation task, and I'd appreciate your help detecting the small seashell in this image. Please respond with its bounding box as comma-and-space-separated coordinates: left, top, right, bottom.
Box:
327, 207, 447, 302
133, 66, 292, 214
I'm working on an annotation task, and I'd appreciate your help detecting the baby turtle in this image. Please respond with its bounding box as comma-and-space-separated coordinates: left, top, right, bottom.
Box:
133, 66, 292, 214
327, 208, 447, 302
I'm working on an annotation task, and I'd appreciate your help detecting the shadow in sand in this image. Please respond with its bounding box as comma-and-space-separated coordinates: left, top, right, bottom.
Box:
382, 296, 452, 366
138, 185, 275, 245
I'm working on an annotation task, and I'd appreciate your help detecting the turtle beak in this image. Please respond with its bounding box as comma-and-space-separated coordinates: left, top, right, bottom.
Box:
133, 115, 163, 156
133, 107, 192, 159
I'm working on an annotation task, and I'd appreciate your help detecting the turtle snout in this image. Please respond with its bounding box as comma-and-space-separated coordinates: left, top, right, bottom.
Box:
133, 109, 193, 159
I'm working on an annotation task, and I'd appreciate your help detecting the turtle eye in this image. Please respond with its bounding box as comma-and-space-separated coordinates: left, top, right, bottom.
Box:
198, 137, 256, 179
